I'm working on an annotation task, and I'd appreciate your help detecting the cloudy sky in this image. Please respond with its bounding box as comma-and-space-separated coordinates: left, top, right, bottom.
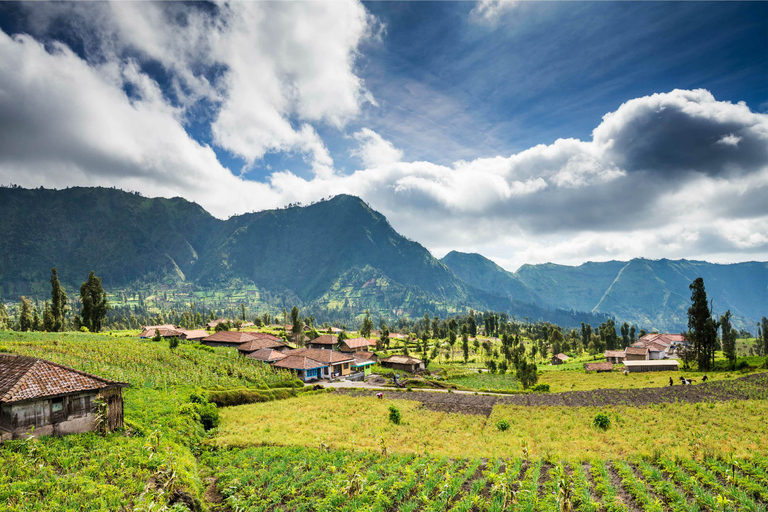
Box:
0, 1, 766, 271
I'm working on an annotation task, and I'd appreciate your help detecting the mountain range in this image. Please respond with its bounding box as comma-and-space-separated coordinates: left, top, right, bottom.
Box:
1, 186, 765, 332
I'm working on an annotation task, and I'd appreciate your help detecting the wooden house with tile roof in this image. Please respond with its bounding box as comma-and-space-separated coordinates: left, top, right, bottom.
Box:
272, 355, 328, 382
0, 354, 128, 441
339, 337, 377, 353
237, 334, 288, 356
286, 348, 354, 378
306, 334, 338, 350
201, 331, 258, 348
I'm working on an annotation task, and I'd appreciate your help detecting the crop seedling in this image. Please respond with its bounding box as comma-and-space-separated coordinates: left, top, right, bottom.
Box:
593, 412, 611, 430
496, 419, 510, 431
389, 404, 402, 425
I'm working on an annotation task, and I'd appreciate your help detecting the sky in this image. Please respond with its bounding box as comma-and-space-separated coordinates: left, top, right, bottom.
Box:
0, 1, 766, 271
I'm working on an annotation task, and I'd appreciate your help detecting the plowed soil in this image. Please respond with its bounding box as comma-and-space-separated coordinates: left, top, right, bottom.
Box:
336, 372, 768, 415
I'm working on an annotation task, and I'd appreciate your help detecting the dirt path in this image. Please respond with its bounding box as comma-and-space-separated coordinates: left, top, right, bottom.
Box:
334, 373, 768, 415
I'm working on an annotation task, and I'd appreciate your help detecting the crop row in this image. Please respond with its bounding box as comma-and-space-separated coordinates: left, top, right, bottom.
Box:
205, 446, 768, 512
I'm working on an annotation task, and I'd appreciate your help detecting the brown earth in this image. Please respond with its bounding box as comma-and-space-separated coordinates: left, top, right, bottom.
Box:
335, 373, 768, 416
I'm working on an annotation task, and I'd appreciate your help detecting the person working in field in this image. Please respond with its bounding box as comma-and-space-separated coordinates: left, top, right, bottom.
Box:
669, 377, 674, 386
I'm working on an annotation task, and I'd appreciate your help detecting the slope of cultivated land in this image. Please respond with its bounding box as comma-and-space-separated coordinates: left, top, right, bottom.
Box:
215, 389, 768, 460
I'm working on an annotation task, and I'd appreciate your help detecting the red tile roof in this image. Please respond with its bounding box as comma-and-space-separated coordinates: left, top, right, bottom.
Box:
625, 346, 649, 356
585, 362, 614, 372
180, 330, 209, 340
379, 355, 423, 365
554, 353, 569, 361
286, 348, 354, 364
246, 349, 287, 363
238, 338, 287, 353
202, 331, 257, 344
273, 355, 327, 371
604, 350, 625, 358
0, 354, 127, 403
342, 337, 376, 349
309, 334, 338, 345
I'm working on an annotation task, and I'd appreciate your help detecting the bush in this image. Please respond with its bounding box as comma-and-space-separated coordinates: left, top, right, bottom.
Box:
198, 403, 220, 430
533, 383, 550, 393
0, 346, 9, 353
168, 337, 179, 351
79, 326, 90, 333
496, 419, 510, 432
593, 413, 611, 431
388, 405, 401, 425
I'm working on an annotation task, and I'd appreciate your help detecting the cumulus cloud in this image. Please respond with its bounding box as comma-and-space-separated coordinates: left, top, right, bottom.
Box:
0, 1, 767, 270
469, 0, 520, 25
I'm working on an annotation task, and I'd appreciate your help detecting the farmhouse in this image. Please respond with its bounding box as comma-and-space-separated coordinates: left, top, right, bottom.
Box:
339, 337, 377, 353
306, 334, 338, 350
351, 351, 377, 375
206, 318, 226, 330
139, 324, 177, 338
202, 331, 258, 348
604, 350, 626, 363
286, 348, 354, 379
246, 348, 287, 364
379, 355, 425, 373
624, 346, 649, 361
551, 353, 570, 365
237, 334, 287, 356
0, 354, 128, 441
179, 330, 208, 342
623, 359, 680, 373
585, 362, 614, 372
272, 355, 327, 382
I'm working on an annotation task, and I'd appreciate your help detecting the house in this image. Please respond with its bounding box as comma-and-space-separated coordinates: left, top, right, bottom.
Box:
206, 318, 227, 330
379, 355, 425, 373
551, 353, 569, 365
246, 349, 287, 364
306, 334, 338, 350
285, 348, 354, 378
272, 355, 328, 382
351, 352, 376, 375
329, 327, 343, 334
387, 333, 405, 340
0, 354, 128, 441
139, 324, 177, 338
201, 331, 258, 348
237, 335, 287, 356
240, 322, 254, 328
624, 346, 649, 361
584, 362, 614, 372
180, 330, 208, 342
623, 360, 680, 373
604, 350, 626, 363
339, 337, 377, 353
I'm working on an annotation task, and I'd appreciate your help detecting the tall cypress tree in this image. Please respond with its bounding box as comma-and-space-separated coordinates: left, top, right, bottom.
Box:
18, 296, 33, 332
720, 310, 737, 369
0, 302, 8, 330
80, 271, 110, 332
687, 277, 718, 371
50, 267, 68, 331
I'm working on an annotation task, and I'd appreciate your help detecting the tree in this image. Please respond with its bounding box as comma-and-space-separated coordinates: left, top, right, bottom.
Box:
762, 317, 768, 360
620, 323, 630, 348
461, 325, 469, 363
432, 316, 439, 340
720, 310, 737, 369
240, 303, 246, 323
629, 325, 636, 344
291, 306, 304, 346
43, 301, 55, 332
468, 310, 477, 337
50, 267, 68, 331
378, 321, 390, 350
360, 309, 374, 338
550, 328, 564, 356
79, 271, 110, 333
448, 329, 457, 360
687, 277, 718, 371
19, 296, 33, 332
0, 302, 8, 330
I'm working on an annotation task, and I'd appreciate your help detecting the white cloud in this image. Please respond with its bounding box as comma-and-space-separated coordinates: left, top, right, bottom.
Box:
470, 0, 520, 25
351, 128, 403, 168
717, 133, 742, 147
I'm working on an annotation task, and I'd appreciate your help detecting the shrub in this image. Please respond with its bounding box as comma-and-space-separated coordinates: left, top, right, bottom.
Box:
198, 403, 220, 430
0, 346, 9, 353
533, 383, 550, 392
189, 392, 207, 404
388, 405, 401, 425
593, 413, 611, 431
168, 337, 179, 351
79, 326, 90, 333
496, 419, 511, 432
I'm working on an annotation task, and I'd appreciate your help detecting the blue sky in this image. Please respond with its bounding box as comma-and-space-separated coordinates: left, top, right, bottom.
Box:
0, 1, 766, 269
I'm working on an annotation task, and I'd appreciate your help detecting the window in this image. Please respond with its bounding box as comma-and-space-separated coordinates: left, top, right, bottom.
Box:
51, 398, 64, 413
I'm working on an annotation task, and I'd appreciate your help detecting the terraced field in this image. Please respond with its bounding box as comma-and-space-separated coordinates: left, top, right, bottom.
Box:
205, 446, 768, 512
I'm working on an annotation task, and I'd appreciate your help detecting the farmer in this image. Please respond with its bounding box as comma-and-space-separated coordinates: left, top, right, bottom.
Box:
376, 392, 384, 399
702, 375, 708, 382
669, 377, 674, 386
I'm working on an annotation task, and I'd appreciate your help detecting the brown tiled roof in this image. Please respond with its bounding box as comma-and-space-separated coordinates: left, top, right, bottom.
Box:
286, 348, 354, 364
387, 333, 405, 339
238, 338, 287, 353
604, 350, 625, 358
585, 362, 614, 372
241, 322, 254, 328
355, 351, 376, 361
646, 341, 668, 352
206, 319, 226, 328
379, 355, 423, 365
309, 334, 338, 345
139, 325, 179, 338
203, 331, 257, 344
0, 354, 127, 403
273, 355, 327, 370
638, 333, 685, 347
625, 346, 649, 356
246, 349, 287, 363
555, 353, 569, 361
342, 337, 376, 349
249, 332, 283, 341
143, 324, 176, 332
180, 330, 209, 340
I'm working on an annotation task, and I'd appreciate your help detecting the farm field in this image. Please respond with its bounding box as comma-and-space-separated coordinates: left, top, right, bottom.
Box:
205, 445, 768, 512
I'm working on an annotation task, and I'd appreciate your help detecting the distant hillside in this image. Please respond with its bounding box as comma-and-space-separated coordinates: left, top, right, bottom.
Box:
442, 252, 768, 332
0, 186, 605, 326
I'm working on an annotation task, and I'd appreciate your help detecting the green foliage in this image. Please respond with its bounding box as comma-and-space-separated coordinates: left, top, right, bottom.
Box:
50, 267, 68, 332
533, 383, 551, 392
168, 336, 179, 351
80, 271, 110, 333
388, 404, 401, 425
18, 296, 33, 332
593, 413, 611, 430
496, 419, 510, 431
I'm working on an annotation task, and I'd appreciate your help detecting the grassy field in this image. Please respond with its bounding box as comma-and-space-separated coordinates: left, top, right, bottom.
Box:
214, 392, 768, 460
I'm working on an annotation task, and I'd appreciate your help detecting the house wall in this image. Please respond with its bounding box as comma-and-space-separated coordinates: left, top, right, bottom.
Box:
382, 361, 418, 373
202, 341, 241, 348
649, 350, 666, 360
625, 364, 678, 373
625, 353, 649, 361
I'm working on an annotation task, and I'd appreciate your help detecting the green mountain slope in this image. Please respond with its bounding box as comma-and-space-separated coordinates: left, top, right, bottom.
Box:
441, 251, 540, 305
